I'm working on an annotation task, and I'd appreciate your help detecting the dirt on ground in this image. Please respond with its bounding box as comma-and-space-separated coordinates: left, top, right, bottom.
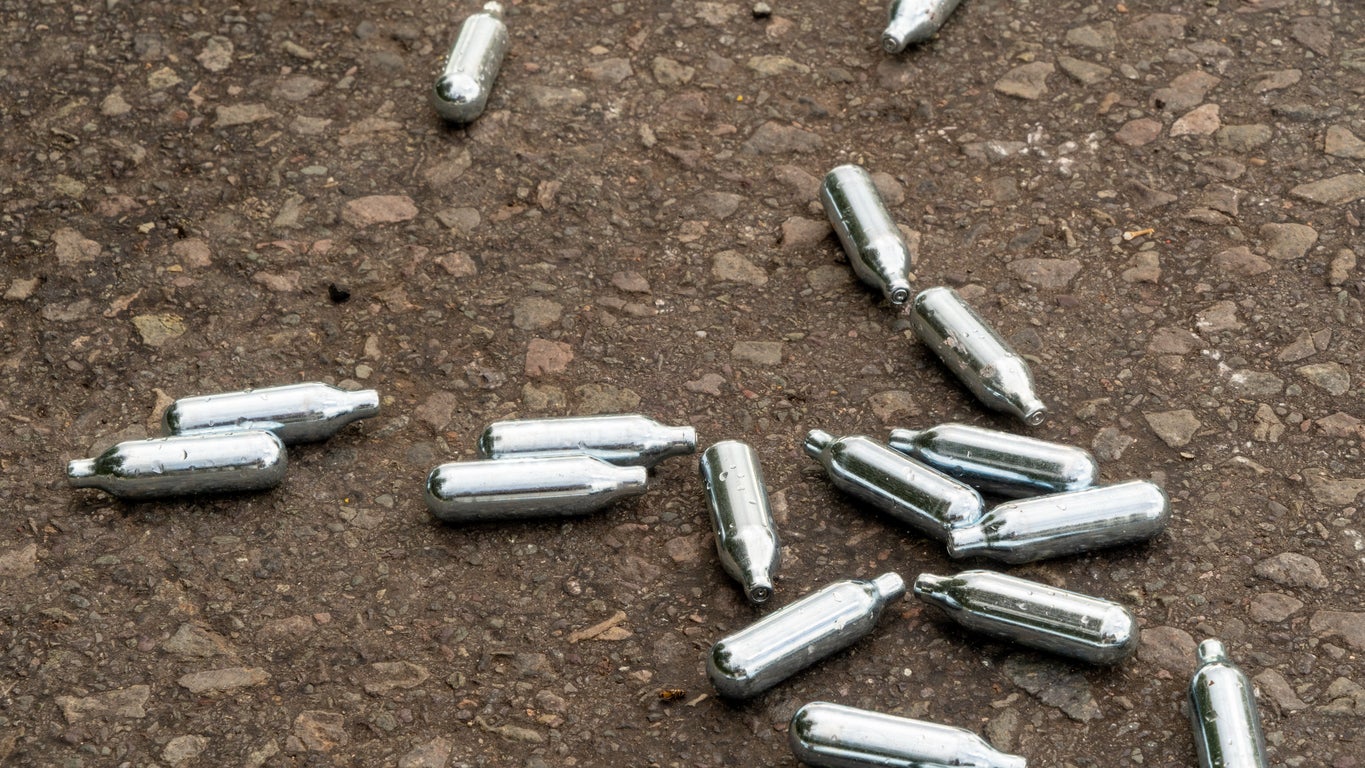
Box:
2, 0, 1364, 766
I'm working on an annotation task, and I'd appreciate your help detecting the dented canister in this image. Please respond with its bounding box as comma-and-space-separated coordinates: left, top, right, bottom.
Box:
888, 423, 1098, 498
163, 382, 380, 444
477, 414, 696, 468
700, 441, 782, 604
914, 570, 1138, 664
819, 165, 914, 306
425, 454, 647, 522
707, 573, 904, 699
883, 0, 965, 53
948, 480, 1170, 563
67, 430, 287, 500
910, 287, 1047, 426
803, 430, 984, 541
790, 702, 1027, 768
431, 2, 508, 123
1189, 640, 1269, 768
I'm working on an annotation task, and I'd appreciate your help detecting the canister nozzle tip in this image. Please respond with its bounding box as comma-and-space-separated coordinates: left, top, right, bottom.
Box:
1197, 638, 1227, 664
889, 285, 911, 306
747, 583, 774, 604
911, 572, 948, 596
803, 429, 834, 458
947, 525, 986, 559
872, 572, 906, 601
67, 458, 97, 484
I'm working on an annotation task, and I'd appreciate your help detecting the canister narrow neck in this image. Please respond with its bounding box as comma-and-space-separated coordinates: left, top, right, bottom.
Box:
67, 459, 98, 486
1196, 638, 1228, 664
911, 572, 949, 597
947, 524, 987, 558
803, 429, 834, 458
872, 572, 906, 602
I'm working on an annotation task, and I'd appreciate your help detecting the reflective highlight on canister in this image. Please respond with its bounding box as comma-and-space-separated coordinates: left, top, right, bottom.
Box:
163, 382, 380, 444
431, 2, 508, 123
911, 287, 1047, 426
67, 431, 287, 500
1189, 640, 1269, 768
477, 414, 696, 468
819, 165, 914, 306
700, 441, 781, 604
888, 423, 1098, 498
425, 455, 647, 522
789, 702, 1027, 768
804, 430, 984, 542
948, 480, 1170, 563
707, 573, 904, 699
914, 570, 1138, 664
883, 0, 965, 53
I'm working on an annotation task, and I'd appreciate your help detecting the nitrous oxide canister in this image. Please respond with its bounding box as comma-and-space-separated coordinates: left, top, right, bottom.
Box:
888, 423, 1098, 498
431, 2, 509, 123
424, 454, 647, 522
67, 431, 288, 500
914, 570, 1138, 664
1188, 639, 1269, 768
707, 573, 905, 699
819, 165, 915, 306
699, 441, 782, 604
882, 0, 965, 53
163, 382, 379, 444
947, 480, 1170, 564
803, 430, 984, 541
789, 702, 1027, 768
910, 287, 1047, 426
477, 414, 696, 468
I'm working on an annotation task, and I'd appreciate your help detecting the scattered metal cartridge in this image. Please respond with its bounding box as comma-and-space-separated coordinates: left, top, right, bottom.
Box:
819, 165, 914, 306
888, 423, 1098, 498
803, 430, 984, 542
914, 570, 1138, 664
425, 454, 647, 522
477, 414, 696, 468
707, 573, 904, 699
163, 382, 380, 445
948, 480, 1170, 564
1188, 639, 1269, 768
790, 702, 1027, 768
700, 441, 782, 604
431, 1, 508, 123
67, 431, 287, 500
882, 0, 965, 53
910, 287, 1047, 426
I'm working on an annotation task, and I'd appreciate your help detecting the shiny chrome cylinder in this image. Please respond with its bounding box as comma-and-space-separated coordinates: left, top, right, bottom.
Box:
1189, 640, 1268, 768
425, 455, 647, 522
67, 431, 287, 500
911, 287, 1047, 426
819, 165, 914, 306
163, 382, 379, 444
888, 423, 1098, 498
431, 2, 508, 123
707, 573, 905, 699
948, 480, 1170, 564
700, 441, 782, 604
914, 570, 1137, 664
803, 430, 984, 542
790, 702, 1027, 768
883, 0, 965, 53
477, 414, 696, 468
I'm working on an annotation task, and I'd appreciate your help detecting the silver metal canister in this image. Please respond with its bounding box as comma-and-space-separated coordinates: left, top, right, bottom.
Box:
888, 423, 1098, 498
790, 701, 1027, 768
910, 287, 1047, 426
163, 382, 380, 444
803, 430, 984, 542
1189, 640, 1269, 768
67, 431, 288, 500
700, 441, 782, 604
882, 0, 965, 53
477, 414, 696, 468
431, 2, 508, 123
914, 570, 1138, 664
707, 573, 905, 699
819, 165, 914, 306
425, 454, 647, 522
948, 480, 1170, 563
